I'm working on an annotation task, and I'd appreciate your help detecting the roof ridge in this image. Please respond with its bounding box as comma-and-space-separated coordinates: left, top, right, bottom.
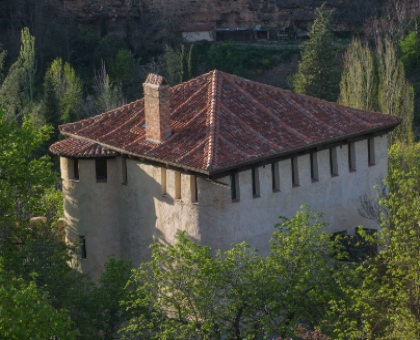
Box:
205, 70, 220, 170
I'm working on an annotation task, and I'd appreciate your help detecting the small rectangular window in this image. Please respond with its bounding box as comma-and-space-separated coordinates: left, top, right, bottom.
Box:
96, 159, 107, 182
79, 236, 86, 259
161, 168, 167, 195
175, 171, 181, 199
291, 157, 299, 186
121, 157, 127, 184
73, 159, 79, 180
368, 138, 375, 166
310, 152, 319, 182
252, 168, 260, 197
348, 143, 356, 172
330, 148, 338, 176
190, 176, 198, 203
271, 162, 280, 191
231, 173, 240, 201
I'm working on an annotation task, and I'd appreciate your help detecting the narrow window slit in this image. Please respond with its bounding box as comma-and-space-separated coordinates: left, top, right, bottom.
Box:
175, 171, 181, 199
79, 236, 86, 259
368, 138, 375, 166
190, 176, 198, 203
310, 152, 319, 182
271, 162, 280, 191
231, 173, 240, 201
292, 157, 299, 186
330, 148, 338, 176
348, 143, 356, 172
252, 168, 260, 197
161, 168, 167, 195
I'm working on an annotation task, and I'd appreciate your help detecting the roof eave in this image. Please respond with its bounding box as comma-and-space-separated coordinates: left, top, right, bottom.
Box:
207, 122, 400, 179
59, 120, 399, 179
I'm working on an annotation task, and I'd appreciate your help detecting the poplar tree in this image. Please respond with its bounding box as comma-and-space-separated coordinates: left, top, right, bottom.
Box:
339, 39, 378, 111
46, 58, 84, 123
377, 37, 414, 145
293, 3, 340, 102
339, 37, 414, 145
0, 27, 37, 119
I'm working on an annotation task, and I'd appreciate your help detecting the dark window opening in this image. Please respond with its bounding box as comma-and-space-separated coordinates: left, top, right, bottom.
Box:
291, 157, 299, 186
330, 148, 338, 176
73, 159, 79, 180
121, 157, 127, 184
271, 162, 280, 191
368, 138, 375, 166
79, 236, 86, 259
96, 159, 107, 182
252, 168, 260, 197
310, 152, 319, 182
348, 143, 356, 172
231, 173, 240, 201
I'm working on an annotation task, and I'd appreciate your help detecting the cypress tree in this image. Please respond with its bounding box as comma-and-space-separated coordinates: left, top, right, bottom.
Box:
293, 3, 340, 101
43, 75, 61, 142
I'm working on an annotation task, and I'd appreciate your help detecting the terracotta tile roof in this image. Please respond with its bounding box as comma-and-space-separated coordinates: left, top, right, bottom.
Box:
49, 138, 117, 158
50, 70, 401, 175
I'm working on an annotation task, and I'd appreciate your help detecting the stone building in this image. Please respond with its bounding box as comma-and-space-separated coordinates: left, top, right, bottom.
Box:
50, 70, 401, 279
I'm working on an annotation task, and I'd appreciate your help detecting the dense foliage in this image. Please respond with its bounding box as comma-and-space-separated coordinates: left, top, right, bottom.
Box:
293, 4, 340, 101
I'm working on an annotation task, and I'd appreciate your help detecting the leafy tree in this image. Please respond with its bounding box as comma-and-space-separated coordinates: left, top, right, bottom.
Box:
377, 36, 414, 145
398, 31, 420, 73
42, 74, 61, 141
293, 3, 340, 101
121, 206, 346, 339
90, 257, 132, 339
332, 142, 420, 339
94, 34, 127, 67
46, 58, 84, 123
93, 62, 124, 113
339, 39, 378, 111
0, 27, 37, 119
109, 49, 142, 102
208, 42, 245, 76
187, 43, 197, 80
0, 108, 55, 219
339, 36, 414, 145
0, 261, 76, 339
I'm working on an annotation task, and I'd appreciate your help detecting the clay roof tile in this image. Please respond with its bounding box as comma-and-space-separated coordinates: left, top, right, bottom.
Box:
50, 70, 402, 175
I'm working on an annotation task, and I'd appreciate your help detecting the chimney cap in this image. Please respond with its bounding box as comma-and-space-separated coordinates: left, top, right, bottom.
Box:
145, 73, 168, 86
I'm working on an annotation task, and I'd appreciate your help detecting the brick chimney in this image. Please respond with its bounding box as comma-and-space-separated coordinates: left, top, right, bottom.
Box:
142, 74, 171, 143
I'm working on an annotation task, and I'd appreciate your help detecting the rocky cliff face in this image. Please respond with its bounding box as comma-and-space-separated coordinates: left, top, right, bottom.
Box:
53, 0, 379, 33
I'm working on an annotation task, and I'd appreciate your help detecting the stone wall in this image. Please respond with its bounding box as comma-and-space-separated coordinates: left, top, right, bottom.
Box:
61, 135, 387, 279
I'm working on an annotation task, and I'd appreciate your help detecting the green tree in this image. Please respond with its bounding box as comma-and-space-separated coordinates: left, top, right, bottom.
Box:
43, 74, 61, 141
332, 142, 420, 339
377, 37, 414, 145
121, 206, 346, 339
0, 108, 55, 219
93, 62, 123, 113
339, 39, 378, 111
0, 27, 37, 119
109, 49, 142, 102
0, 261, 76, 339
293, 3, 340, 101
398, 31, 420, 73
46, 58, 84, 123
339, 36, 414, 145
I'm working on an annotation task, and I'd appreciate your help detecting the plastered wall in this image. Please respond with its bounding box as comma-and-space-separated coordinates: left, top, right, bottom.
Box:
61, 135, 387, 279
